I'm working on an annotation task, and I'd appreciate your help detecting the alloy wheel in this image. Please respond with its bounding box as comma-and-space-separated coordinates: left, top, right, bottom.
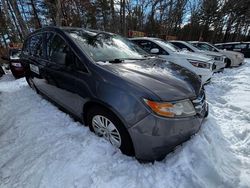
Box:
92, 115, 122, 148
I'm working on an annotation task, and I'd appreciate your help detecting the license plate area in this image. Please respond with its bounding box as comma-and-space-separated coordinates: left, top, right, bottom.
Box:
29, 64, 40, 74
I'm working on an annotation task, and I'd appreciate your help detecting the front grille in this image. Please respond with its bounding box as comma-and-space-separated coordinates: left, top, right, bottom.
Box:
192, 90, 206, 115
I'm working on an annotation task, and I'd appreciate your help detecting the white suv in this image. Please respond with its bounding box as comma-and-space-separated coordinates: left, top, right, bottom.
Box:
190, 41, 244, 67
130, 37, 215, 84
170, 40, 226, 72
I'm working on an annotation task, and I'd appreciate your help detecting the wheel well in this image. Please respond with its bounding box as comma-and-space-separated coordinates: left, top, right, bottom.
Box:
83, 101, 135, 155
83, 101, 107, 125
225, 58, 231, 68
83, 101, 126, 128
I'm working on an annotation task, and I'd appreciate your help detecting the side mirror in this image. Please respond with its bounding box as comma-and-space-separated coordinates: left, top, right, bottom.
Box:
150, 48, 159, 54
50, 52, 66, 65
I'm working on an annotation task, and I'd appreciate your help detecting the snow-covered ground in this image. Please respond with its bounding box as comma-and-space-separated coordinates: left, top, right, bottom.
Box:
0, 60, 250, 188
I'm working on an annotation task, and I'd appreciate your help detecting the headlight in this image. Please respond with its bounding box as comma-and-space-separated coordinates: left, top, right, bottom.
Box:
143, 99, 196, 118
236, 54, 244, 59
188, 59, 211, 69
11, 62, 22, 67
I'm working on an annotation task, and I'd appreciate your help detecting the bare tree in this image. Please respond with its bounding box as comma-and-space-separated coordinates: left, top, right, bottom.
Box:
7, 0, 29, 36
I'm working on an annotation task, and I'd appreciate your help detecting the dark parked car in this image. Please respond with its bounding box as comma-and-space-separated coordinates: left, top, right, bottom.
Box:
215, 42, 250, 58
21, 27, 208, 161
5, 48, 25, 78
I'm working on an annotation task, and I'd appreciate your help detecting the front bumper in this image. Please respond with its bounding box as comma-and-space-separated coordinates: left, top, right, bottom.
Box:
213, 61, 226, 72
233, 58, 245, 67
200, 71, 213, 84
128, 101, 208, 161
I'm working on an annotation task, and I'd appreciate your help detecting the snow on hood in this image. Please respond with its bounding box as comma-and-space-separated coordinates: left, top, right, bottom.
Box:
176, 51, 213, 63
201, 50, 224, 57
219, 49, 244, 57
99, 58, 202, 100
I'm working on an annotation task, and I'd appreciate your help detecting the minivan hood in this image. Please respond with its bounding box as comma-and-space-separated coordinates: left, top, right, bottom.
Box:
99, 58, 202, 101
175, 51, 213, 63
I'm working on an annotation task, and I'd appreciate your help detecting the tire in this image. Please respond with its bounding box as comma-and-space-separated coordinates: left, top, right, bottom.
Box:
86, 106, 134, 156
205, 105, 209, 118
25, 75, 38, 93
225, 58, 231, 68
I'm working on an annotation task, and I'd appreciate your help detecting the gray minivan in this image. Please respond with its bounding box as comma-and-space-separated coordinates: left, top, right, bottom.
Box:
21, 27, 208, 161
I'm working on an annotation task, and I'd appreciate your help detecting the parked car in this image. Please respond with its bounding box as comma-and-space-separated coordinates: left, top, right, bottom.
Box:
170, 40, 226, 72
130, 37, 215, 84
215, 42, 250, 58
4, 48, 25, 78
190, 41, 244, 67
21, 27, 208, 162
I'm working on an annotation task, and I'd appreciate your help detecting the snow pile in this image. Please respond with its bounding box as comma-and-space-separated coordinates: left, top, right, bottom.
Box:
0, 60, 250, 188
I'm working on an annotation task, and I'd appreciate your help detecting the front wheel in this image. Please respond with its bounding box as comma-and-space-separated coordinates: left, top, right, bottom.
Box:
86, 107, 134, 156
225, 58, 231, 68
25, 75, 38, 93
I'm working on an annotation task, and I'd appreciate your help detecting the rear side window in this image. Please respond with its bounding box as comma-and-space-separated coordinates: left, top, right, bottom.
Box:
29, 34, 43, 57
215, 45, 223, 49
234, 44, 247, 49
46, 34, 88, 72
198, 43, 218, 52
133, 40, 168, 55
172, 42, 194, 52
223, 44, 233, 49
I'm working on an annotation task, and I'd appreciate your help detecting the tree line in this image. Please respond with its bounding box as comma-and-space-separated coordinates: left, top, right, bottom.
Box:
0, 0, 250, 47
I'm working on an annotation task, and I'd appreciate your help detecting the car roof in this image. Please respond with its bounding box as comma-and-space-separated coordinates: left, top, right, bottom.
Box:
26, 26, 114, 38
129, 37, 159, 40
169, 40, 187, 43
215, 42, 250, 45
189, 41, 208, 44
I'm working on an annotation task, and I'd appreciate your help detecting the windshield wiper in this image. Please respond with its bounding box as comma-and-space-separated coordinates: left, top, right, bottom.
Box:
109, 59, 124, 63
108, 58, 147, 64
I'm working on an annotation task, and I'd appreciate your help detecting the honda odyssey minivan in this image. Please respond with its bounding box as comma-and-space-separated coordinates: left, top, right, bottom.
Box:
21, 27, 208, 161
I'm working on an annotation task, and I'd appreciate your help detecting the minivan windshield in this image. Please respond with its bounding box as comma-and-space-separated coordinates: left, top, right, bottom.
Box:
154, 39, 180, 52
66, 29, 148, 62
